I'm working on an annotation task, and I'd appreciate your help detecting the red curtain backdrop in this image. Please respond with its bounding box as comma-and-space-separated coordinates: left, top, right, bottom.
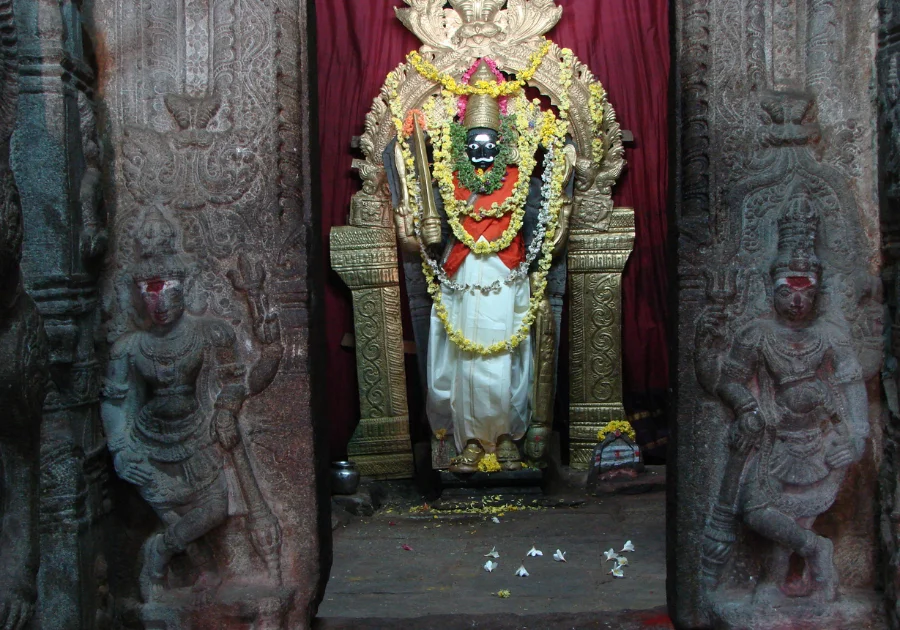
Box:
316, 0, 670, 458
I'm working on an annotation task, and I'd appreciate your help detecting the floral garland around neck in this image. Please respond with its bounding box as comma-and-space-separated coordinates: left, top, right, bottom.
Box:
424, 94, 558, 296
427, 94, 546, 258
384, 47, 575, 356
450, 114, 515, 195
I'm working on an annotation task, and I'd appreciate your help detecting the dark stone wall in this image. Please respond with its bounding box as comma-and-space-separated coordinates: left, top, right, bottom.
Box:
878, 1, 900, 628
2, 0, 328, 627
671, 0, 885, 628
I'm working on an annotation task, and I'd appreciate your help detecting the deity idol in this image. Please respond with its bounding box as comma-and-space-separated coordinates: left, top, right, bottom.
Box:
101, 208, 283, 601
332, 0, 629, 478
700, 197, 869, 601
388, 60, 575, 473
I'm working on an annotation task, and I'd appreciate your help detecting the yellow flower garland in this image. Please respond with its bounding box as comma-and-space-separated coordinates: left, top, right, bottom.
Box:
421, 132, 568, 356
589, 83, 607, 164
597, 420, 637, 443
385, 47, 573, 357
429, 94, 541, 254
408, 40, 552, 98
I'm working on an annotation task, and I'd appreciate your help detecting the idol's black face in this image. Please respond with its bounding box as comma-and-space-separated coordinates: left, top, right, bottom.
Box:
465, 128, 500, 168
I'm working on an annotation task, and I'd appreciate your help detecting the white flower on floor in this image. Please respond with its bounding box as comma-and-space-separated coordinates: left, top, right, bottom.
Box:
603, 548, 619, 562
615, 556, 629, 567
620, 540, 635, 553
609, 564, 625, 578
515, 565, 529, 577
553, 550, 567, 563
527, 546, 543, 557
484, 546, 500, 558
484, 560, 498, 573
491, 517, 501, 524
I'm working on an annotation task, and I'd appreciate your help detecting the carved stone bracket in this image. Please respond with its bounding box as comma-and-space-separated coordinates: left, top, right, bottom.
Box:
567, 207, 635, 469
330, 226, 413, 479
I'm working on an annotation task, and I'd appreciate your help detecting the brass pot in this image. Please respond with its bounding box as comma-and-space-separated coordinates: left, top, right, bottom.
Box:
331, 461, 361, 495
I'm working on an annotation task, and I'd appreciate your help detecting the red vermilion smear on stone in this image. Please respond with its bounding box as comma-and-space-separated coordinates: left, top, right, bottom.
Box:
145, 279, 165, 293
786, 276, 812, 289
638, 612, 674, 628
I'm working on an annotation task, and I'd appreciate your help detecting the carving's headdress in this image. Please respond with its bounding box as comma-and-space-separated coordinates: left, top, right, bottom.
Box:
464, 62, 501, 132
771, 187, 822, 285
133, 206, 187, 282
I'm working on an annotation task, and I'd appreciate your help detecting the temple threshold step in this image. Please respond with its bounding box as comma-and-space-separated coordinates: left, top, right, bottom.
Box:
438, 468, 543, 489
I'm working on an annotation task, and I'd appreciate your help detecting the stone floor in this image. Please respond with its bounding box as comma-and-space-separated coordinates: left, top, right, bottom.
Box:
316, 478, 670, 628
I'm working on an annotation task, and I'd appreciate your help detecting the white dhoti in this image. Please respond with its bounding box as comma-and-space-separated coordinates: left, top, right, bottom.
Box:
426, 249, 533, 454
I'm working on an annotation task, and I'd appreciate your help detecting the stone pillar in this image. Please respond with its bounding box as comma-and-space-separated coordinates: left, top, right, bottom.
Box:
330, 188, 414, 480
672, 0, 884, 628
567, 208, 634, 469
878, 2, 900, 628
90, 0, 327, 627
11, 0, 108, 626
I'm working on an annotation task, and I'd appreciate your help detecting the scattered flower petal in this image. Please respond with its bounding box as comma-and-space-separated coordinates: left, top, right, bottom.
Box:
389, 521, 396, 526
604, 549, 620, 562
609, 565, 625, 578
527, 546, 543, 557
615, 556, 629, 567
492, 516, 500, 524
484, 560, 498, 573
553, 549, 567, 563
496, 589, 511, 598
401, 543, 414, 551
484, 546, 500, 559
515, 565, 529, 577
621, 540, 635, 553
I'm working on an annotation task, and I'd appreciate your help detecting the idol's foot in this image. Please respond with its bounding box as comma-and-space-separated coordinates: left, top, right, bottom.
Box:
497, 434, 523, 471
140, 533, 168, 602
450, 440, 485, 474
808, 536, 838, 602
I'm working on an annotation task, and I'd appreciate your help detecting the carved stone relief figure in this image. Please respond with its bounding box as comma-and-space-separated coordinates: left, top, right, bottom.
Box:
673, 0, 883, 626
101, 207, 283, 603
697, 199, 868, 605
92, 0, 323, 623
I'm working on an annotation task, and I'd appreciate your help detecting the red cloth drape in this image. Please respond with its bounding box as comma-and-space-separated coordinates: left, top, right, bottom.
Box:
316, 0, 669, 458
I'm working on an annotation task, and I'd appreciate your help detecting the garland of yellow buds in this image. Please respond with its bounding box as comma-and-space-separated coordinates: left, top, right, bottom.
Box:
427, 93, 544, 254
422, 135, 568, 356
384, 48, 572, 357
588, 83, 607, 164
597, 420, 637, 443
407, 40, 551, 98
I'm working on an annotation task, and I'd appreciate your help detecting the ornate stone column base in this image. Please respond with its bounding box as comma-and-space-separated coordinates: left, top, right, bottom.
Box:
567, 208, 635, 470
140, 584, 294, 630
708, 588, 887, 630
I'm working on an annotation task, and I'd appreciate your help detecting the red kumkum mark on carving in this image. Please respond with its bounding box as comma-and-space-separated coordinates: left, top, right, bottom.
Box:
786, 276, 812, 289
145, 279, 166, 294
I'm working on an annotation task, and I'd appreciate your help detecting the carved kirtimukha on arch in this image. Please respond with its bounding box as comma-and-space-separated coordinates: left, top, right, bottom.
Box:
331, 0, 633, 477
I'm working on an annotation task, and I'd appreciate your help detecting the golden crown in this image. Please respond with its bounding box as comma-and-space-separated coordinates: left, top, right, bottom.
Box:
463, 63, 501, 131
